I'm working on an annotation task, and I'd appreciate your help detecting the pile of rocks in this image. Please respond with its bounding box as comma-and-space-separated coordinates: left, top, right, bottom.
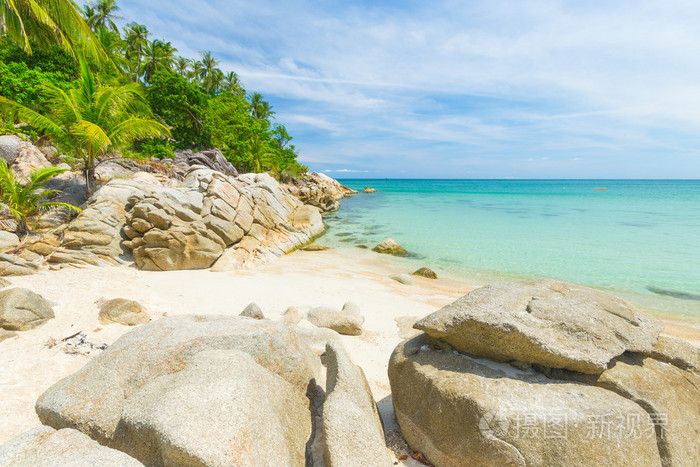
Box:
22, 167, 325, 271
283, 172, 357, 212
389, 279, 700, 466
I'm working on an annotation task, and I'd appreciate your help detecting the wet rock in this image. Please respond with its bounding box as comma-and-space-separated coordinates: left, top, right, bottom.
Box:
412, 267, 438, 279
363, 187, 377, 193
372, 238, 408, 256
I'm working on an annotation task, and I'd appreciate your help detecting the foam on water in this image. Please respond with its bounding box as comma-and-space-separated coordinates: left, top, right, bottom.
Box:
320, 179, 700, 323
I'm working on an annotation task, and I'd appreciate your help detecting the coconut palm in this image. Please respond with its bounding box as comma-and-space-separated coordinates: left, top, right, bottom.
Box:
88, 0, 121, 32
141, 39, 177, 83
0, 159, 80, 234
96, 26, 127, 73
174, 56, 191, 76
0, 0, 105, 61
198, 51, 220, 94
223, 71, 245, 97
249, 92, 274, 120
0, 56, 170, 197
124, 22, 148, 82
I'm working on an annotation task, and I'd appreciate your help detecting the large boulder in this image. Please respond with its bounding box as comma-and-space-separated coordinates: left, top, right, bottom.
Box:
124, 168, 324, 270
282, 172, 357, 212
0, 426, 143, 466
36, 315, 320, 453
172, 148, 238, 177
322, 342, 392, 466
0, 288, 54, 331
114, 350, 311, 466
552, 353, 700, 467
0, 135, 22, 164
0, 253, 41, 276
389, 334, 662, 467
414, 279, 663, 374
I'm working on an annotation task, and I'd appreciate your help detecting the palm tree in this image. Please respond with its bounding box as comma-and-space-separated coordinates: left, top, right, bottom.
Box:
0, 0, 105, 62
88, 0, 121, 32
249, 92, 274, 120
124, 22, 148, 82
141, 39, 177, 83
0, 159, 80, 234
189, 60, 203, 84
96, 26, 127, 73
223, 71, 245, 96
174, 56, 191, 76
198, 51, 220, 94
0, 57, 170, 197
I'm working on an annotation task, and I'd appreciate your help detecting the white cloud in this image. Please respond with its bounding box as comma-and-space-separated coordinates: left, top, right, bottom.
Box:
118, 0, 700, 177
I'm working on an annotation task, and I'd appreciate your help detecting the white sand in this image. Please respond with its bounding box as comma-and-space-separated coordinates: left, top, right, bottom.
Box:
1, 247, 698, 463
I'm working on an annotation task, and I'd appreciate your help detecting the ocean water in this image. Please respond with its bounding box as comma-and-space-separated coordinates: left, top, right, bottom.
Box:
321, 179, 700, 322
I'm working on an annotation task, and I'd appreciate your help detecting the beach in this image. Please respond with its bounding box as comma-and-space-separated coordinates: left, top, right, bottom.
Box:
2, 246, 698, 459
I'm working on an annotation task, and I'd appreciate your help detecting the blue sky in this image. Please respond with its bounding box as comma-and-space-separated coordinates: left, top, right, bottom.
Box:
118, 0, 700, 178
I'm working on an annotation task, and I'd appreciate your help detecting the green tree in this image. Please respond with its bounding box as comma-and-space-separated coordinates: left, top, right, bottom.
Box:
249, 92, 274, 120
0, 57, 170, 197
223, 71, 245, 97
141, 39, 177, 84
198, 51, 220, 94
124, 22, 148, 82
86, 0, 121, 32
0, 0, 104, 61
174, 56, 190, 76
147, 70, 208, 148
0, 159, 80, 234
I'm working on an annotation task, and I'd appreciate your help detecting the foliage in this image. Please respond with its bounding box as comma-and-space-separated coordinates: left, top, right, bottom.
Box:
147, 70, 209, 148
0, 159, 80, 234
0, 56, 170, 196
0, 60, 77, 110
134, 137, 173, 159
0, 38, 79, 75
0, 0, 105, 62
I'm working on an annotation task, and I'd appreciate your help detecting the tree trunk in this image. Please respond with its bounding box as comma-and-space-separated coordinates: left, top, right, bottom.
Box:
85, 166, 97, 199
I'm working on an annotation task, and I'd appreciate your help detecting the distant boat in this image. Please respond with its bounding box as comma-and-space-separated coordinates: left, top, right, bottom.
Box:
594, 187, 607, 190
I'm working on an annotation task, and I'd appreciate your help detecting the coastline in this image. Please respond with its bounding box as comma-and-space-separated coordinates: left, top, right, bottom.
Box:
1, 246, 697, 452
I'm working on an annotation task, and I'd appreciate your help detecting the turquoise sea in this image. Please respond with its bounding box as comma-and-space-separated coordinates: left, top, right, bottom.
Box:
321, 179, 700, 323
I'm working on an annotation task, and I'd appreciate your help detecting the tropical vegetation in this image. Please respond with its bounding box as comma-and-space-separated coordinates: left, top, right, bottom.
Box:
0, 0, 308, 184
0, 159, 80, 234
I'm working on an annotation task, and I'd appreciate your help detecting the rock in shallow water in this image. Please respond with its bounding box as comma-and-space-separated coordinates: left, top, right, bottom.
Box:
412, 266, 438, 279
414, 278, 663, 374
372, 237, 408, 256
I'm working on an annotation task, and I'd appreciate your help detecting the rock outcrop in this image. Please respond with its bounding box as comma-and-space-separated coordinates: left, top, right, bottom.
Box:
363, 187, 377, 193
98, 299, 149, 326
33, 167, 324, 271
0, 231, 19, 252
0, 426, 143, 466
172, 148, 238, 177
36, 315, 320, 465
0, 135, 22, 164
283, 172, 357, 212
414, 279, 663, 374
389, 280, 699, 467
0, 288, 54, 331
0, 253, 41, 276
11, 143, 51, 178
373, 238, 408, 256
322, 342, 392, 466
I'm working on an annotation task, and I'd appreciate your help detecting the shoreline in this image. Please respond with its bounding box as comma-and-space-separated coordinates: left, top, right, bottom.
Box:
1, 247, 698, 451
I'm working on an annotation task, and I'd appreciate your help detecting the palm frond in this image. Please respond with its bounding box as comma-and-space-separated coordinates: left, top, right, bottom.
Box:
0, 96, 67, 143
108, 117, 170, 147
70, 119, 111, 153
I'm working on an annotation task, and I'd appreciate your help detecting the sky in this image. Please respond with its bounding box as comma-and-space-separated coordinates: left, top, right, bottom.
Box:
118, 0, 700, 178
